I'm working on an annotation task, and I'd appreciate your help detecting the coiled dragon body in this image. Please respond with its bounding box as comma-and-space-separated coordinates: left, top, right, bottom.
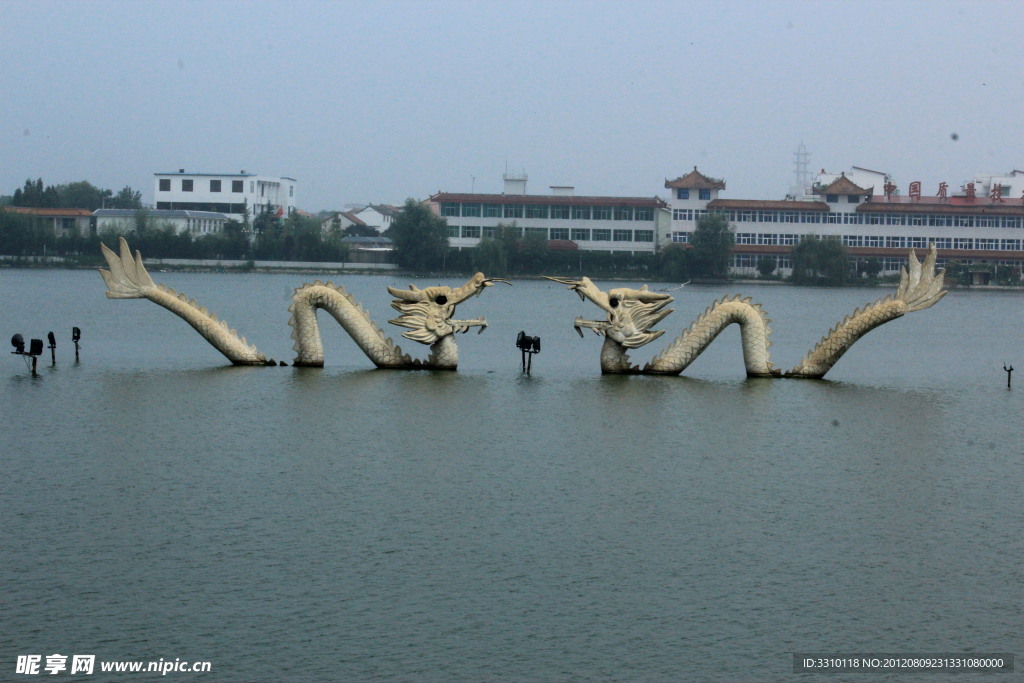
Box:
99, 237, 508, 369
547, 246, 946, 379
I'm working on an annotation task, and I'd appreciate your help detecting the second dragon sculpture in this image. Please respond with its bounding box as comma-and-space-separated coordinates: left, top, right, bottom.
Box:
546, 246, 946, 378
100, 237, 509, 369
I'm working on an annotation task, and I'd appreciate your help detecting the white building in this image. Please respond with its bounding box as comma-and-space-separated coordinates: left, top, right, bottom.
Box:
94, 208, 229, 236
350, 204, 402, 234
668, 166, 1024, 278
154, 170, 296, 221
429, 173, 671, 254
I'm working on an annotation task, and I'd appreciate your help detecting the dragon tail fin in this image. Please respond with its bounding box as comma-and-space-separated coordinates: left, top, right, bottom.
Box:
99, 236, 156, 298
894, 244, 947, 312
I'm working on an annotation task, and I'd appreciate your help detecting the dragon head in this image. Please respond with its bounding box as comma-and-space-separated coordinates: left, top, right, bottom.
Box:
545, 276, 674, 348
387, 272, 510, 345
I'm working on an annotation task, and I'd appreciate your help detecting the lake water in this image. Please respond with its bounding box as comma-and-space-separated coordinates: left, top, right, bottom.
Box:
2, 267, 1021, 680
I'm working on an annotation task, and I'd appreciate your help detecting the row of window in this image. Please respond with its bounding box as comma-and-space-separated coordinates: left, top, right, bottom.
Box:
672, 231, 1024, 252
440, 203, 656, 221
674, 208, 1024, 228
155, 202, 250, 214
675, 189, 712, 200
187, 219, 223, 234
451, 226, 655, 242
733, 255, 1024, 272
159, 179, 250, 193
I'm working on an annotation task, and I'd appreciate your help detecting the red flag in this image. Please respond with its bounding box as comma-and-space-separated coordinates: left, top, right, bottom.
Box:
275, 207, 284, 218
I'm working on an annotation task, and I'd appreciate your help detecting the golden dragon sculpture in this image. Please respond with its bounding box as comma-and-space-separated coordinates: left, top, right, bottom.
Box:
99, 237, 508, 369
546, 246, 946, 378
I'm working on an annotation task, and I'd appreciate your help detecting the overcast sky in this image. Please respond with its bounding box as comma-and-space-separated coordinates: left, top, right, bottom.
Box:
2, 0, 1022, 211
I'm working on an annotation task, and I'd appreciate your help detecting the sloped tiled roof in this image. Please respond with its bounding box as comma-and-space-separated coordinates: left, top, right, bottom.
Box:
707, 199, 830, 212
665, 167, 726, 190
814, 174, 870, 195
4, 207, 93, 217
429, 192, 667, 208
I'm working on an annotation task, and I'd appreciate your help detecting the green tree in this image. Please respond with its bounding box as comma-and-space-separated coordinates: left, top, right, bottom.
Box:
861, 257, 882, 279
658, 243, 694, 282
111, 185, 143, 209
756, 255, 777, 278
386, 198, 448, 271
789, 235, 850, 286
690, 212, 734, 278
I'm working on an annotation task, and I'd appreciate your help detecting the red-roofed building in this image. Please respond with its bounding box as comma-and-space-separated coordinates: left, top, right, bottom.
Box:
667, 165, 1024, 278
3, 207, 94, 237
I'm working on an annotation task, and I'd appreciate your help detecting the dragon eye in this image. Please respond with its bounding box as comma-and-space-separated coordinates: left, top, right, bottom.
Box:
435, 295, 448, 305
609, 297, 619, 308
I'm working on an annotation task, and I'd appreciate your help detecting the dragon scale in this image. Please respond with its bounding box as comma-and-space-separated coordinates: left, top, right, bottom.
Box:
645, 296, 775, 376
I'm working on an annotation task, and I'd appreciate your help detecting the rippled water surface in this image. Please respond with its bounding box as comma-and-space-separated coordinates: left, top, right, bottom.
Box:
2, 268, 1021, 680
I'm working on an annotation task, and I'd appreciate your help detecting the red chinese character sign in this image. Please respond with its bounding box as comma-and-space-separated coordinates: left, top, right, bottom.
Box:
909, 181, 921, 201
884, 181, 897, 199
965, 182, 976, 201
990, 185, 1004, 202
937, 182, 948, 200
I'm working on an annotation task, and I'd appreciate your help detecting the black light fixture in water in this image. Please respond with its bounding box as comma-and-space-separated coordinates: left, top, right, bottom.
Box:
72, 326, 81, 362
11, 333, 43, 376
47, 331, 56, 366
516, 330, 541, 374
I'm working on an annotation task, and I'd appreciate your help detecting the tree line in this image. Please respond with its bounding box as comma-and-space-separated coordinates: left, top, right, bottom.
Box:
4, 179, 890, 284
9, 178, 142, 211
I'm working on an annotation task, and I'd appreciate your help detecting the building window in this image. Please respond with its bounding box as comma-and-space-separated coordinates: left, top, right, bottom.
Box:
779, 234, 799, 245
159, 179, 170, 191
289, 185, 294, 197
885, 236, 906, 248
613, 229, 632, 241
462, 226, 481, 238
592, 229, 611, 241
592, 207, 612, 220
461, 203, 481, 217
551, 205, 571, 219
737, 233, 755, 245
847, 194, 860, 203
634, 230, 654, 242
441, 203, 459, 217
572, 206, 591, 220
448, 226, 460, 238
673, 209, 693, 221
677, 189, 689, 200
232, 180, 243, 192
634, 207, 653, 221
210, 180, 221, 192
614, 206, 633, 220
504, 204, 524, 218
699, 189, 711, 200
826, 194, 838, 203
550, 228, 569, 240
525, 227, 548, 238
482, 226, 495, 238
525, 205, 549, 219
483, 204, 500, 217
671, 232, 689, 243
571, 228, 590, 241
182, 179, 193, 192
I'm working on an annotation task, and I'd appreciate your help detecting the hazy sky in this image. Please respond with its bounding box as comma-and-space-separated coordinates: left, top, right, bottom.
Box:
2, 0, 1022, 211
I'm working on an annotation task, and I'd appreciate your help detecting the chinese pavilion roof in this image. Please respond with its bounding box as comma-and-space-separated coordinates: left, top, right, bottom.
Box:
814, 174, 871, 195
665, 167, 726, 191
